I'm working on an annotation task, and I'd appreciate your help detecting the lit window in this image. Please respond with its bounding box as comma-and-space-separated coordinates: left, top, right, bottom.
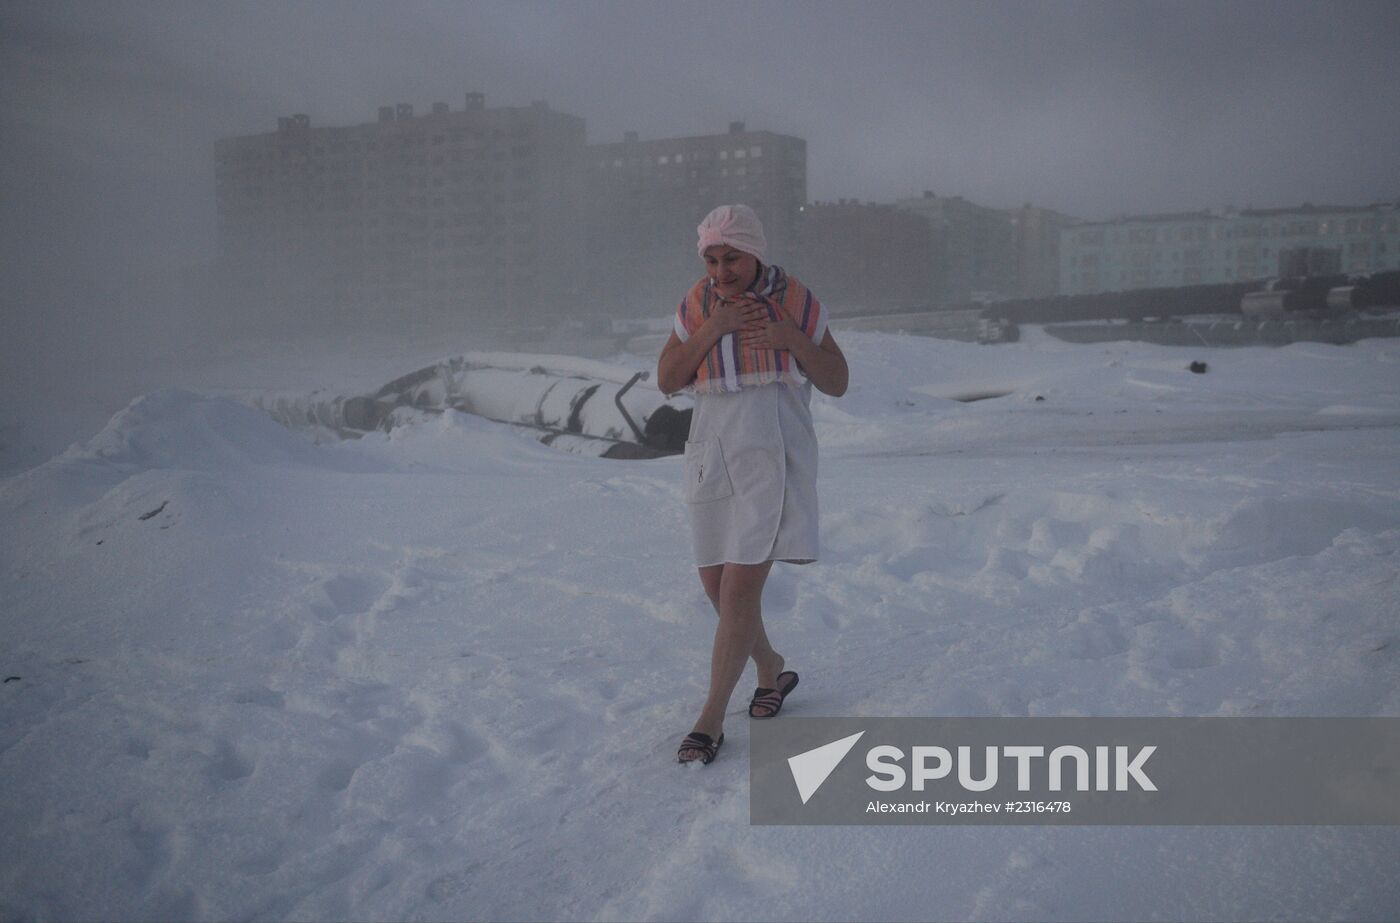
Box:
719, 151, 728, 160
659, 155, 669, 164
734, 149, 746, 158
750, 146, 762, 157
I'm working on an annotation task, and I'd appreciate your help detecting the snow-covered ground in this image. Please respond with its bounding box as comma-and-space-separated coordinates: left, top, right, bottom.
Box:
2, 328, 1399, 921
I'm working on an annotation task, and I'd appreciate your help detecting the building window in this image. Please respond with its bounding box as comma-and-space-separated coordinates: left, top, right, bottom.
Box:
750, 146, 762, 157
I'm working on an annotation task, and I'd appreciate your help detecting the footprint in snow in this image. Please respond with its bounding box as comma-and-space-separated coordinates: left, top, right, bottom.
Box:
206, 740, 254, 783
313, 573, 390, 620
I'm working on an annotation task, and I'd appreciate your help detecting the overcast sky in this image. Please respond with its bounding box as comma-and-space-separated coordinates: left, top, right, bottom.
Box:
1, 1, 1397, 469
3, 0, 1399, 287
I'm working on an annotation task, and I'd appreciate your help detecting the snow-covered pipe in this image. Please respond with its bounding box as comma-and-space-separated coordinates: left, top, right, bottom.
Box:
252, 353, 692, 458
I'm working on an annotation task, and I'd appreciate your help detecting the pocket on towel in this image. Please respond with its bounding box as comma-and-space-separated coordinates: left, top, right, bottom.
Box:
683, 437, 734, 504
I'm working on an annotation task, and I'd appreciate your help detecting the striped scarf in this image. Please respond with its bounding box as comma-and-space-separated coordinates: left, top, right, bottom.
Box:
673, 264, 827, 394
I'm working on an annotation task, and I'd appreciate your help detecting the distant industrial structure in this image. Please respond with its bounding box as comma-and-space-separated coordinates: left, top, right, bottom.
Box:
1058, 203, 1400, 296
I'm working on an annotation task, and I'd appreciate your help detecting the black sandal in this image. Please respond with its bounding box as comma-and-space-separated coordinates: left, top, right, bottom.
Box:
748, 671, 799, 718
677, 731, 724, 765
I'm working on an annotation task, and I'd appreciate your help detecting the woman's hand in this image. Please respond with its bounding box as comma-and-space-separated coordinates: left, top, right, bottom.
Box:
704, 294, 770, 337
739, 313, 803, 352
656, 295, 770, 394
749, 323, 850, 397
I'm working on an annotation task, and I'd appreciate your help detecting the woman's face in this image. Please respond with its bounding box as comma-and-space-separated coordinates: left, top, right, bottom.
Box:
703, 245, 759, 299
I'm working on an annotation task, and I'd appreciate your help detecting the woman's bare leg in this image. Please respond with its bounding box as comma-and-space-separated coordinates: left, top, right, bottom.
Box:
681, 562, 779, 760
698, 564, 784, 687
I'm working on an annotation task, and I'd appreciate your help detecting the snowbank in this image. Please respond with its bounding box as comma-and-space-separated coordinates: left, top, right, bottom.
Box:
2, 332, 1398, 921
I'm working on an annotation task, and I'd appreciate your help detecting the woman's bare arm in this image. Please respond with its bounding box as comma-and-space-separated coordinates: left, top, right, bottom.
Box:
785, 329, 849, 397
657, 330, 716, 395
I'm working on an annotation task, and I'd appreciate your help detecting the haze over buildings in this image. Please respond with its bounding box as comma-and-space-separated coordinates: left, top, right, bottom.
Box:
214, 95, 1399, 325
3, 1, 1399, 351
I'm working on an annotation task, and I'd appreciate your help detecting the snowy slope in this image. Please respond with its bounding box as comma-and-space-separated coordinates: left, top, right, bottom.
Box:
2, 331, 1399, 921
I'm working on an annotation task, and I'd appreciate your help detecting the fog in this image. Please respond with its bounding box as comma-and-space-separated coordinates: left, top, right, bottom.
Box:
2, 0, 1398, 471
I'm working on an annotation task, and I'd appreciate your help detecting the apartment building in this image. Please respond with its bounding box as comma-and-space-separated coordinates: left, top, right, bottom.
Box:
585, 121, 808, 314
215, 94, 587, 329
793, 200, 934, 311
1009, 203, 1078, 299
893, 192, 1018, 304
1059, 203, 1400, 296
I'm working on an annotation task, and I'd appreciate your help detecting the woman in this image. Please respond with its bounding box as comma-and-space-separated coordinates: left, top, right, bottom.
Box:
656, 204, 849, 765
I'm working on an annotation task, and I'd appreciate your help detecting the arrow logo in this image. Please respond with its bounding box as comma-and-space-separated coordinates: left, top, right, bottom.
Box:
788, 731, 865, 804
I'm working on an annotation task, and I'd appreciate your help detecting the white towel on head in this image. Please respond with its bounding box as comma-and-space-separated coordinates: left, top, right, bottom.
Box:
696, 204, 767, 260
